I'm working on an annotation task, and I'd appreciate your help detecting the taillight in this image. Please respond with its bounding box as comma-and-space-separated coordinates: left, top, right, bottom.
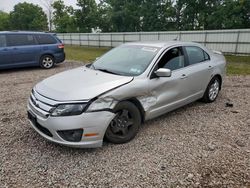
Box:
58, 44, 64, 49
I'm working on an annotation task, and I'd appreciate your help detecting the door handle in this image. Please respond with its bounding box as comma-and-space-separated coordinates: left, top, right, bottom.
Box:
208, 65, 213, 70
181, 74, 188, 79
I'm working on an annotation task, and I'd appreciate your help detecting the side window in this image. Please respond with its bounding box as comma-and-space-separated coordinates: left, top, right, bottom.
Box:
36, 34, 57, 44
157, 47, 185, 71
6, 34, 36, 46
0, 35, 7, 47
185, 46, 210, 65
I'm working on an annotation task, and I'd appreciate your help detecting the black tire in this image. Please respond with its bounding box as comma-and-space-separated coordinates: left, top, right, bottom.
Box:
202, 76, 221, 103
40, 55, 55, 69
105, 101, 141, 144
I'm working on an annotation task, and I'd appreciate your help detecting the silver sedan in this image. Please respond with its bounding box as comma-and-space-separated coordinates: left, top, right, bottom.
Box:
27, 41, 226, 148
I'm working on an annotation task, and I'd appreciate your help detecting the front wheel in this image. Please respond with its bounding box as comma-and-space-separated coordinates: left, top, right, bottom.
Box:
40, 55, 55, 69
202, 77, 221, 103
105, 101, 141, 144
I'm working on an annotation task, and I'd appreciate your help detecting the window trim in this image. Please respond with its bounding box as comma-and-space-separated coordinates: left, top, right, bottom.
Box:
184, 46, 210, 66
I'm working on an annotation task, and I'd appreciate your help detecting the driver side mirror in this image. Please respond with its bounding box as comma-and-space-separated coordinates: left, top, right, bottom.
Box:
154, 68, 172, 77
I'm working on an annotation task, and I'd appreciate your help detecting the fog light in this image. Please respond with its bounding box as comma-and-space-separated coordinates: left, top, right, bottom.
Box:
57, 129, 83, 142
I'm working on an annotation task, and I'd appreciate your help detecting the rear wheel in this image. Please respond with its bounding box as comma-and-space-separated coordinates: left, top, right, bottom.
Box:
40, 55, 55, 69
202, 76, 221, 103
105, 101, 141, 144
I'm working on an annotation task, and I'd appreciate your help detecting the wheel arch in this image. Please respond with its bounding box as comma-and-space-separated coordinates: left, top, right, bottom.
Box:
212, 74, 222, 90
118, 97, 146, 123
40, 53, 55, 61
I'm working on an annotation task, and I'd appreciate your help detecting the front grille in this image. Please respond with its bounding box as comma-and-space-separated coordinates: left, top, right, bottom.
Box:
28, 111, 53, 137
29, 101, 48, 119
30, 91, 54, 113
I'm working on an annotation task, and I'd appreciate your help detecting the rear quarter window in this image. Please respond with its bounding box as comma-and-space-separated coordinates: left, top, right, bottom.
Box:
36, 34, 57, 44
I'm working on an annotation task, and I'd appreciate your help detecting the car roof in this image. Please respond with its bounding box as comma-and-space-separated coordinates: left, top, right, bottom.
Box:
123, 41, 202, 48
0, 31, 53, 35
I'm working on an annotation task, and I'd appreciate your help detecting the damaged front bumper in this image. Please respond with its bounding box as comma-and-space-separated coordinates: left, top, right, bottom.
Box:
27, 102, 116, 148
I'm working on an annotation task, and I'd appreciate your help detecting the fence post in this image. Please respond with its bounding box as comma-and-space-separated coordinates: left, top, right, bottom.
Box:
179, 32, 182, 40
79, 33, 81, 46
235, 30, 240, 54
70, 33, 72, 46
98, 33, 101, 48
204, 31, 208, 46
123, 33, 125, 43
111, 33, 113, 47
87, 33, 89, 47
62, 33, 65, 44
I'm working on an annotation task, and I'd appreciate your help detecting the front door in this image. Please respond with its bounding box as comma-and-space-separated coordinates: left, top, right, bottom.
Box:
147, 46, 190, 119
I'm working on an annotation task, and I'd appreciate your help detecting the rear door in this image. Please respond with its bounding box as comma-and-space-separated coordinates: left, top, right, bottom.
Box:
6, 34, 40, 66
0, 34, 10, 68
183, 46, 213, 94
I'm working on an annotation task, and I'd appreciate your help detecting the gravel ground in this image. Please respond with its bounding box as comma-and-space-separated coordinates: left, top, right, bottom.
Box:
0, 62, 249, 188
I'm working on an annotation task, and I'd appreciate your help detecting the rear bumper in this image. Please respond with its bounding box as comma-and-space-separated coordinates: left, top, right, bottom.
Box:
27, 101, 115, 148
54, 52, 65, 64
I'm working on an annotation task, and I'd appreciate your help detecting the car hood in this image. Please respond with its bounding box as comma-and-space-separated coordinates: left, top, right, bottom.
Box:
35, 67, 133, 101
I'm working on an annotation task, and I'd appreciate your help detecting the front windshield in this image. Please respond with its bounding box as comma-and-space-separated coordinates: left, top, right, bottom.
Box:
92, 45, 160, 76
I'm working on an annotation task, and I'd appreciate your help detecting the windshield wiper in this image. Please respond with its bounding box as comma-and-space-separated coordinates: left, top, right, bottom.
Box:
96, 68, 120, 75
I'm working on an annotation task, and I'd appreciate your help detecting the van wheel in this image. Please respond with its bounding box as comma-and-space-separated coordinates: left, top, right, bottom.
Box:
40, 55, 55, 69
105, 101, 141, 144
202, 76, 221, 103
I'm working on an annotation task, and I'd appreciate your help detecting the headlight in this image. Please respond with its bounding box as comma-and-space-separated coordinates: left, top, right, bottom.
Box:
51, 104, 87, 116
86, 97, 117, 112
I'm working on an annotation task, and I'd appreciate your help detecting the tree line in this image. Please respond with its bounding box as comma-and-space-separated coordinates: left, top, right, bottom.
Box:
0, 0, 249, 33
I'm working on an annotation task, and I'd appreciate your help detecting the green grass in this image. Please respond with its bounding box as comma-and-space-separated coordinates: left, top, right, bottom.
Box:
65, 45, 110, 63
65, 45, 250, 75
225, 55, 250, 75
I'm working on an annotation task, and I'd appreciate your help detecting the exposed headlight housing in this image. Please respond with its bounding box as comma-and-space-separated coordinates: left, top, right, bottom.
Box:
51, 104, 87, 116
86, 97, 117, 112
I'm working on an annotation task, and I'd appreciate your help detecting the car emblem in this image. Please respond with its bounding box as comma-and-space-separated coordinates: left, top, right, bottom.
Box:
35, 100, 40, 108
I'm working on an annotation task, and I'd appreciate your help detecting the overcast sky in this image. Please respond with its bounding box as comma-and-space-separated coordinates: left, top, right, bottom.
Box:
0, 0, 80, 13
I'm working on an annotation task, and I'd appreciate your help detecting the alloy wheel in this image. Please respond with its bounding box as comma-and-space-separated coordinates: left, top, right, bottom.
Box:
208, 79, 220, 101
42, 56, 54, 68
110, 109, 134, 137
